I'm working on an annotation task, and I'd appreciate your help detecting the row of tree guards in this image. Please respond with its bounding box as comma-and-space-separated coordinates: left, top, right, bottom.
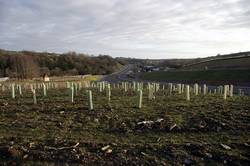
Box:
0, 81, 248, 110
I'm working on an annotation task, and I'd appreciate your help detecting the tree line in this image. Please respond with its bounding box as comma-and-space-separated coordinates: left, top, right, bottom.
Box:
0, 49, 125, 79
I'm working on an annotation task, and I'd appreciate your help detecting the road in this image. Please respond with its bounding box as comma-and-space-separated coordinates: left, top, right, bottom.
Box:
101, 64, 135, 83
100, 64, 250, 95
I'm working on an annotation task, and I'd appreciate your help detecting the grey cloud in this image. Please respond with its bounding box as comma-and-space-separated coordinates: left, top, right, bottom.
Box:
0, 0, 249, 58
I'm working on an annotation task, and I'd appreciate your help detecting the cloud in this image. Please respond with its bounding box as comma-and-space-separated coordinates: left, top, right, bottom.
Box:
0, 0, 250, 59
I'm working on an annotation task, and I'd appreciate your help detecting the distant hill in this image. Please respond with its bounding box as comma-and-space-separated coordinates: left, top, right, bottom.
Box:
0, 49, 124, 79
181, 52, 250, 70
118, 51, 250, 70
116, 57, 194, 69
139, 52, 250, 86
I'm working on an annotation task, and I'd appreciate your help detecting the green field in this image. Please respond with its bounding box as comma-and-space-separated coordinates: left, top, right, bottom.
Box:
0, 86, 250, 165
182, 56, 250, 70
141, 70, 250, 85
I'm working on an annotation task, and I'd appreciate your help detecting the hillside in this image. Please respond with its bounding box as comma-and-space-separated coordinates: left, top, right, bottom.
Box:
117, 52, 250, 70
0, 49, 125, 79
181, 52, 250, 70
141, 69, 250, 86
139, 52, 250, 85
116, 57, 194, 69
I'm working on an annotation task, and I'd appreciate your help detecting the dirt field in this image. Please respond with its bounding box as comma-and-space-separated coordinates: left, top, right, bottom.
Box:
0, 88, 250, 165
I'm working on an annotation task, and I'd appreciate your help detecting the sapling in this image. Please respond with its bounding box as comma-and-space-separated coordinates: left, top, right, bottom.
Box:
128, 82, 131, 89
148, 86, 155, 100
199, 87, 202, 94
32, 89, 37, 104
203, 84, 207, 95
217, 86, 221, 94
169, 83, 173, 95
177, 84, 181, 94
186, 85, 190, 101
99, 82, 102, 92
229, 85, 233, 97
220, 86, 223, 94
87, 90, 93, 110
124, 82, 127, 92
11, 84, 15, 99
18, 84, 22, 96
137, 90, 143, 109
136, 82, 140, 91
238, 89, 241, 96
133, 82, 136, 91
106, 84, 111, 102
154, 83, 156, 91
71, 86, 74, 103
102, 82, 105, 91
43, 83, 47, 97
181, 84, 185, 93
156, 83, 160, 92
55, 83, 58, 89
223, 85, 227, 100
79, 82, 82, 90
1, 85, 5, 92
194, 83, 199, 95
146, 83, 149, 90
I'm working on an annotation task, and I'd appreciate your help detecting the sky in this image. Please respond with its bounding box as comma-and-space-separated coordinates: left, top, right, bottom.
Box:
0, 0, 250, 59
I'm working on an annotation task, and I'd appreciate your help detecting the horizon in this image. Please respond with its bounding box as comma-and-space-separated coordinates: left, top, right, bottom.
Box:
1, 48, 250, 60
1, 0, 250, 59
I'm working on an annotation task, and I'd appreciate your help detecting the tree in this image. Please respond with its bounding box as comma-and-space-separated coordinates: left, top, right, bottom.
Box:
8, 54, 39, 79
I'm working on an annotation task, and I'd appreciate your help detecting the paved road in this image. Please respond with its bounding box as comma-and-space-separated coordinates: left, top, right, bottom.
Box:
101, 64, 250, 95
101, 64, 135, 82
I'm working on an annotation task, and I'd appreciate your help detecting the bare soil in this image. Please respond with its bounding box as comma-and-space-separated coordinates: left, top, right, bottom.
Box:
0, 88, 249, 165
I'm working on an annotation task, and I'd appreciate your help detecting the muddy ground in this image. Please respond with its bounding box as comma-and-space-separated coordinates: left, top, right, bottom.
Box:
0, 88, 249, 165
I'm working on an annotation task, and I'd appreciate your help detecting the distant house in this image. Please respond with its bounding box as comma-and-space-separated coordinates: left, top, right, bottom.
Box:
43, 74, 50, 82
127, 70, 133, 74
0, 77, 9, 82
152, 67, 160, 71
142, 66, 160, 72
164, 67, 173, 71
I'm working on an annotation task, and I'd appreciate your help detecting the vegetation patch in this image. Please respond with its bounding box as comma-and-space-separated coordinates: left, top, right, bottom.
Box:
140, 70, 250, 85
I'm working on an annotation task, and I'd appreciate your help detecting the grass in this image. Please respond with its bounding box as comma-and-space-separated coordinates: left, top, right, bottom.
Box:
83, 75, 102, 81
5, 75, 102, 84
140, 69, 250, 84
182, 55, 250, 70
0, 87, 249, 165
